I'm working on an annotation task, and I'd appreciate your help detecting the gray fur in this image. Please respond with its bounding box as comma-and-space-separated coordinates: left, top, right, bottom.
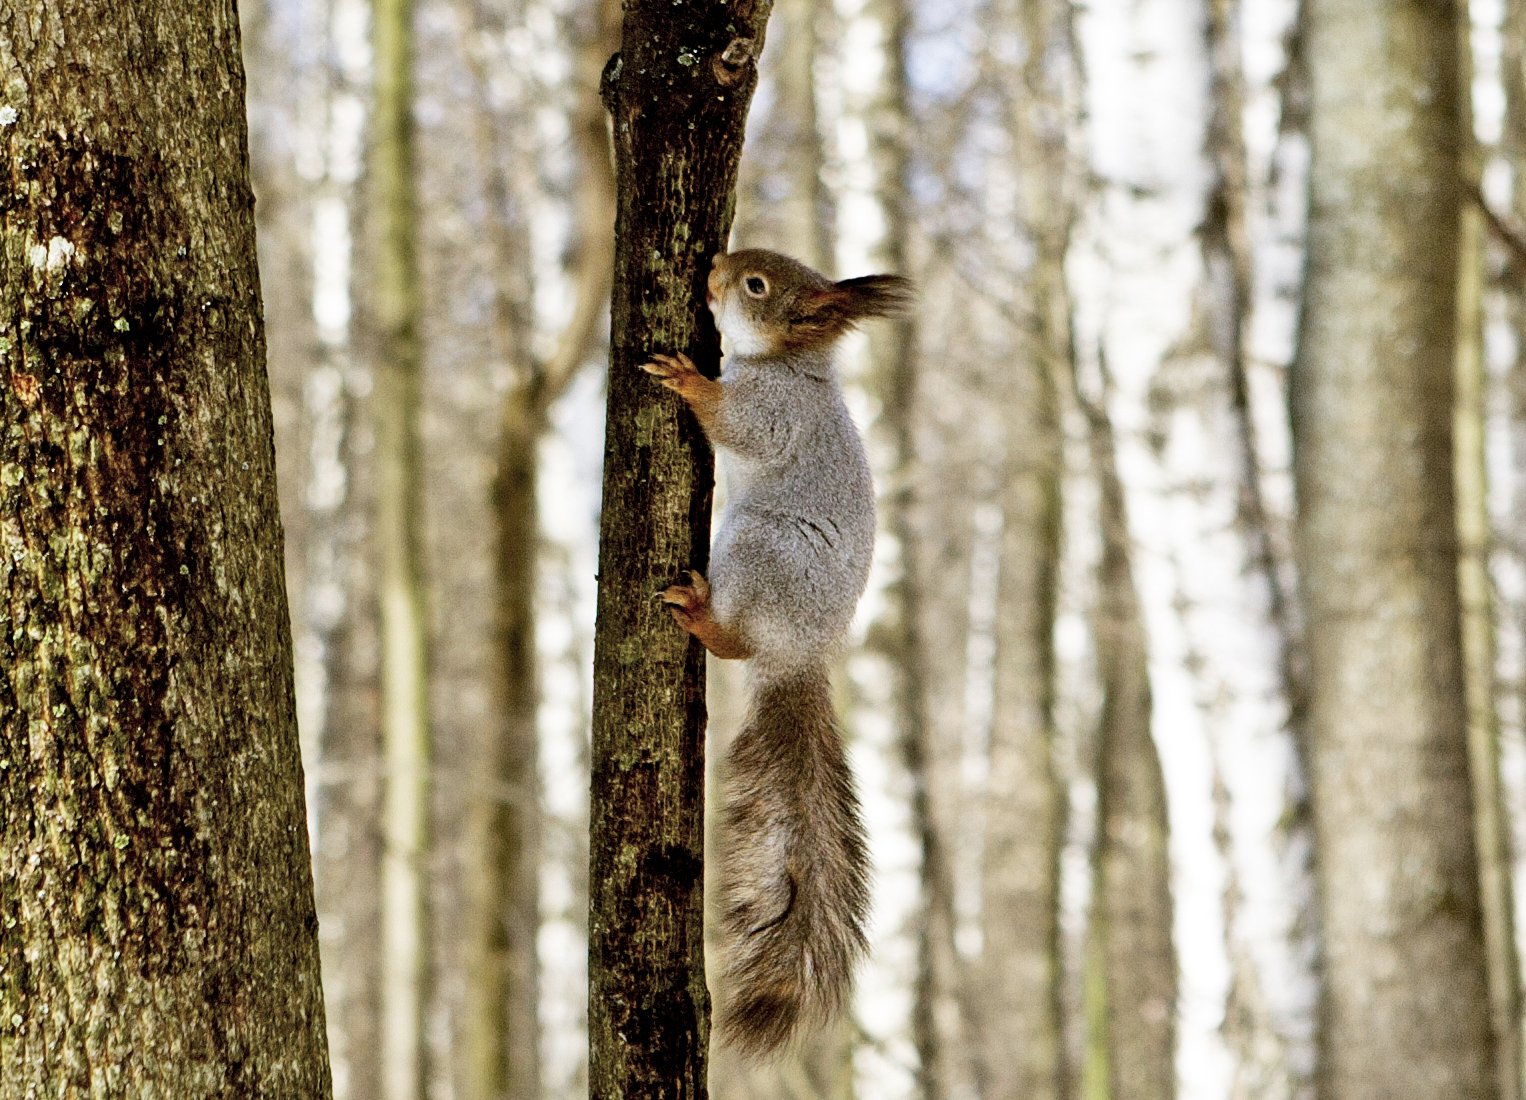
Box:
707, 345, 875, 671
707, 345, 875, 1055
672, 248, 905, 1056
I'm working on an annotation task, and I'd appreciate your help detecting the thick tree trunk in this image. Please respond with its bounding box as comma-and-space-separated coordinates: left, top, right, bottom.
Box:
588, 3, 772, 1096
1293, 0, 1495, 1095
1080, 365, 1177, 1100
0, 1, 332, 1095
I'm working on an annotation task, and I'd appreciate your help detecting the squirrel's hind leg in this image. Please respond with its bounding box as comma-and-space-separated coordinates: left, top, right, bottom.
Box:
660, 570, 754, 660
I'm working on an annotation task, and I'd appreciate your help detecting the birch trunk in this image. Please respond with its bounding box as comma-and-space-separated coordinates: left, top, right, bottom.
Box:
1080, 366, 1177, 1100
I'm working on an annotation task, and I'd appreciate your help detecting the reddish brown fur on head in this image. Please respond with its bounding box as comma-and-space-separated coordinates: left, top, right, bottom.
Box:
709, 249, 914, 356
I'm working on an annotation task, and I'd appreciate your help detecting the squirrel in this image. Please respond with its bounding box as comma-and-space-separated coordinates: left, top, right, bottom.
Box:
641, 249, 913, 1057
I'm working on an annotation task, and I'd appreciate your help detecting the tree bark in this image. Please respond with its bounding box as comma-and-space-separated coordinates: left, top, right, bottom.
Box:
1079, 361, 1177, 1100
0, 1, 332, 1094
1293, 0, 1496, 1095
588, 3, 773, 1096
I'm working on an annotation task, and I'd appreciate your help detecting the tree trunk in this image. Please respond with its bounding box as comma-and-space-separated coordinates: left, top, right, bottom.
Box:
1456, 11, 1523, 1100
1500, 4, 1526, 1091
464, 0, 618, 1094
481, 400, 546, 1100
371, 0, 433, 1093
0, 1, 333, 1094
1293, 0, 1495, 1095
849, 0, 966, 1096
1080, 363, 1177, 1100
976, 1, 1071, 1096
588, 4, 773, 1096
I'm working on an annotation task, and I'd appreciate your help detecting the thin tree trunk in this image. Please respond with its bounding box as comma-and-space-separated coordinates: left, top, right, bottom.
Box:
372, 0, 432, 1093
1201, 0, 1311, 1092
734, 0, 832, 272
1208, 0, 1307, 753
1293, 0, 1495, 1094
975, 1, 1071, 1096
462, 0, 618, 1095
247, 2, 384, 1093
1079, 358, 1177, 1100
588, 4, 773, 1096
0, 1, 332, 1094
484, 400, 545, 1100
851, 0, 964, 1096
1500, 2, 1526, 1092
1456, 10, 1522, 1097
313, 25, 386, 1100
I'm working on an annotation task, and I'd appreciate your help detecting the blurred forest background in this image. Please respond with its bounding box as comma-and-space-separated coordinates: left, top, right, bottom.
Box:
237, 0, 1526, 1096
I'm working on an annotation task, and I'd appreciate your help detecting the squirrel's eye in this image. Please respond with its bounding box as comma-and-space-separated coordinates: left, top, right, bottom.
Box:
744, 275, 768, 298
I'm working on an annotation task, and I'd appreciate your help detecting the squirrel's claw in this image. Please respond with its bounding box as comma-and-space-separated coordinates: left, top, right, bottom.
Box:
658, 570, 711, 614
640, 352, 700, 380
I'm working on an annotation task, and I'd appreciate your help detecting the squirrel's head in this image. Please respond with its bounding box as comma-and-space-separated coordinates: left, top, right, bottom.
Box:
707, 249, 914, 358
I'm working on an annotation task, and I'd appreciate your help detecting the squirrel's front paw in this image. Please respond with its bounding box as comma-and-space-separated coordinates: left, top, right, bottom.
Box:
641, 352, 723, 425
657, 569, 712, 624
640, 352, 703, 394
654, 570, 751, 659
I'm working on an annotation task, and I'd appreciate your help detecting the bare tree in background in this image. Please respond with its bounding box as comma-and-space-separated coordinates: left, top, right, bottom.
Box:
851, 0, 969, 1095
461, 0, 618, 1095
974, 2, 1073, 1097
1455, 7, 1523, 1097
1497, 5, 1526, 1091
1293, 0, 1495, 1094
370, 0, 433, 1092
248, 1, 385, 1093
588, 2, 774, 1095
1078, 358, 1178, 1100
0, 0, 332, 1093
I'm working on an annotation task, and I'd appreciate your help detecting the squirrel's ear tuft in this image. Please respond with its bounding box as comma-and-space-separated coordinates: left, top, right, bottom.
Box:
787, 274, 914, 349
831, 274, 916, 320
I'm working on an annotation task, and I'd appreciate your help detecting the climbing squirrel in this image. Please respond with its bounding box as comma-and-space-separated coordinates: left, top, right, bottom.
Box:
641, 249, 913, 1057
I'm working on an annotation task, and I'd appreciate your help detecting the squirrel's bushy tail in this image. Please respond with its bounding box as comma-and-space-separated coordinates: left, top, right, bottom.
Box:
717, 662, 870, 1058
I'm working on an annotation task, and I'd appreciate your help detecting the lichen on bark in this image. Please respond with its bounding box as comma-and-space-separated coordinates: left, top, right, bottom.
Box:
0, 1, 332, 1094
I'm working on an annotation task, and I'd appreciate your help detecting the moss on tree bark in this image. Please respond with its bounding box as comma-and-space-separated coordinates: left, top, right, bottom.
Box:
0, 0, 332, 1095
